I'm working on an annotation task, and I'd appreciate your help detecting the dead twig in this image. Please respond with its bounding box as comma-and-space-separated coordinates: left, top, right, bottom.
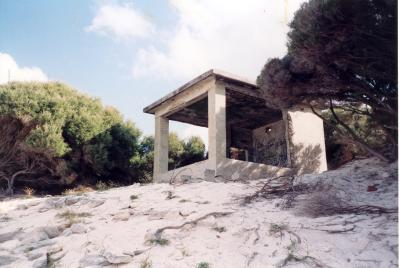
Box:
299, 225, 356, 234
153, 211, 233, 240
169, 167, 193, 185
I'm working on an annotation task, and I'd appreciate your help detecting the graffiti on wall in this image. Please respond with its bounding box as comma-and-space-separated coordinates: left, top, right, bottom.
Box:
253, 120, 288, 167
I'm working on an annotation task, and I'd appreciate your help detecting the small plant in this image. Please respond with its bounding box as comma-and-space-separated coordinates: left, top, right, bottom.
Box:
130, 194, 138, 200
45, 252, 55, 268
213, 226, 226, 233
95, 181, 122, 191
148, 238, 169, 246
196, 262, 210, 268
62, 185, 94, 195
140, 256, 152, 268
165, 191, 176, 200
181, 248, 189, 257
286, 239, 298, 252
0, 215, 11, 222
56, 210, 92, 227
269, 223, 288, 235
23, 187, 35, 196
24, 246, 35, 253
95, 181, 109, 191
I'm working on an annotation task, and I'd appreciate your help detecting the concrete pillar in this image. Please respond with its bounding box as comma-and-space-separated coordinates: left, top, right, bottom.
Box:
154, 116, 169, 179
208, 81, 226, 170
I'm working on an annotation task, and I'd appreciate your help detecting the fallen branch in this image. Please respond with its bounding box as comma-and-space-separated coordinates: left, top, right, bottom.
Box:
153, 211, 233, 239
242, 175, 312, 206
299, 190, 398, 217
341, 205, 397, 215
278, 254, 330, 268
299, 225, 356, 234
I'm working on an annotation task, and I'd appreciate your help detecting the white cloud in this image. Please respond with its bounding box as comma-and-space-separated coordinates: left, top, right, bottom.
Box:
133, 0, 306, 80
86, 3, 154, 39
0, 53, 48, 84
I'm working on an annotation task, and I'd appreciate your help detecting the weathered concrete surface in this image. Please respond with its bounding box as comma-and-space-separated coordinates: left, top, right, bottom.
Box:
154, 116, 169, 178
286, 109, 328, 174
155, 159, 290, 183
208, 81, 226, 170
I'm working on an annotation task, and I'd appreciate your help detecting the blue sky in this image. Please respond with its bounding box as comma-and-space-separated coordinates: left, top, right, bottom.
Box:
0, 0, 305, 142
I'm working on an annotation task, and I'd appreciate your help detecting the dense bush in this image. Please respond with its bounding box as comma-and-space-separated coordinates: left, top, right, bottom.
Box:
0, 82, 206, 194
0, 82, 123, 156
0, 82, 142, 189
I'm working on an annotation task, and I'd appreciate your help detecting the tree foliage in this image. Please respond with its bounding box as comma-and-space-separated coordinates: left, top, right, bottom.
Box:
0, 115, 72, 194
168, 132, 206, 170
0, 82, 123, 156
0, 82, 207, 193
258, 0, 397, 161
0, 82, 143, 188
138, 133, 206, 173
180, 136, 207, 167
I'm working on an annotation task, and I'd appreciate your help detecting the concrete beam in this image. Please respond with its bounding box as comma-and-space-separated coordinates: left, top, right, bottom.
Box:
154, 77, 214, 118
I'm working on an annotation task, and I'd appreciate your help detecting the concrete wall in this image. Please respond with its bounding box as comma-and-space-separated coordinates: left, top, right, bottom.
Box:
216, 159, 290, 181
286, 109, 328, 174
155, 160, 211, 183
155, 158, 290, 183
252, 120, 288, 167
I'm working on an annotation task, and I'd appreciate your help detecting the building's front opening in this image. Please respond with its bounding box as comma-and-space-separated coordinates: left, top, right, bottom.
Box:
167, 94, 209, 170
226, 89, 289, 167
165, 88, 290, 168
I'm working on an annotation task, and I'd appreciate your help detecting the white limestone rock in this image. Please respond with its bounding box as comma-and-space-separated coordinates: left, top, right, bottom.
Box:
88, 199, 105, 208
51, 250, 66, 261
79, 255, 108, 266
32, 255, 47, 268
47, 244, 63, 255
103, 252, 132, 264
112, 211, 130, 221
0, 230, 22, 243
0, 255, 18, 266
26, 250, 45, 261
71, 223, 87, 234
40, 226, 61, 239
65, 196, 82, 206
21, 230, 49, 244
62, 229, 72, 237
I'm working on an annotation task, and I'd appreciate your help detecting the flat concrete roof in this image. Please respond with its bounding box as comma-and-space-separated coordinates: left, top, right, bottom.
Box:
143, 69, 258, 114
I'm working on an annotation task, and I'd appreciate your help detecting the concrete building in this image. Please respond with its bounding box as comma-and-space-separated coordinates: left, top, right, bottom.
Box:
144, 69, 327, 183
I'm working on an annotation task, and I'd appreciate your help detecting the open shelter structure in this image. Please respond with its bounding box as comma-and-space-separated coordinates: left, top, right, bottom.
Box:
144, 69, 327, 182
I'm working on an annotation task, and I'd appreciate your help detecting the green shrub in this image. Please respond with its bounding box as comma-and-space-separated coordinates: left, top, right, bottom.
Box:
0, 82, 144, 186
196, 262, 210, 268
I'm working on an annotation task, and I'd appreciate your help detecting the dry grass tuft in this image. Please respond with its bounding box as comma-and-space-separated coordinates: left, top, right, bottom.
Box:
62, 185, 94, 196
56, 210, 92, 227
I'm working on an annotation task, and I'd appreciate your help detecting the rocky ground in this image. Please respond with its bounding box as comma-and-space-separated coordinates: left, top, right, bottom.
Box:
0, 158, 398, 268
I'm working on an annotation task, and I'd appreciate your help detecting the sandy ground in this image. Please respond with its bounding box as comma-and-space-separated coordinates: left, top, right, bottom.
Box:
0, 158, 397, 268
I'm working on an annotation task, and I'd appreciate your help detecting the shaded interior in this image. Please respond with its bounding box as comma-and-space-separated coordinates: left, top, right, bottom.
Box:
167, 88, 288, 166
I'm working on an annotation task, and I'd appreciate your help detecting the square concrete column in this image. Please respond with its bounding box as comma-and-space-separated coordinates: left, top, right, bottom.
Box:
208, 81, 226, 170
154, 116, 169, 179
284, 108, 327, 174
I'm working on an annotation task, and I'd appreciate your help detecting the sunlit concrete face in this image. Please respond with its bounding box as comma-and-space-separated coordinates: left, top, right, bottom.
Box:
143, 69, 327, 183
